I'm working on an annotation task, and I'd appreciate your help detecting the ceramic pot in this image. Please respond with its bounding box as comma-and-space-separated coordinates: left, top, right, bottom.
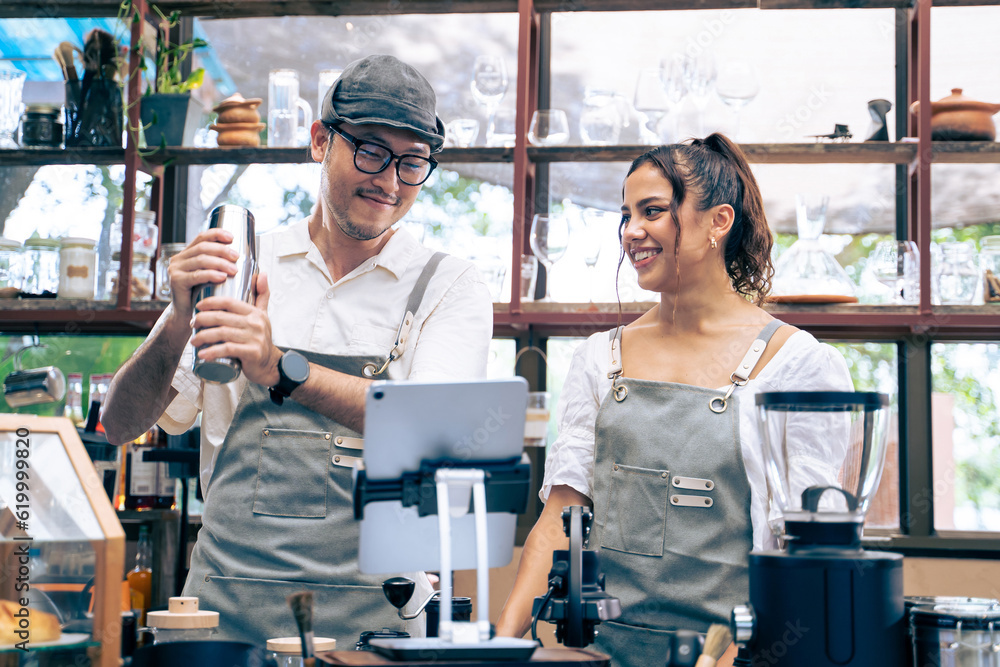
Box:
211, 94, 264, 146
909, 88, 1000, 141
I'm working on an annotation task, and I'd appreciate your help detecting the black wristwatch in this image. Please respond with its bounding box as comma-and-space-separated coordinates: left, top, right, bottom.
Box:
269, 350, 310, 405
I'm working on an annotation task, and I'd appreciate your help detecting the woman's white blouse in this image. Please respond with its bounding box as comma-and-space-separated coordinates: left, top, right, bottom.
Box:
541, 328, 854, 551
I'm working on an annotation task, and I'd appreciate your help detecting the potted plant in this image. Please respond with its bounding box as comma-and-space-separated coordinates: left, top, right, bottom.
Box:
130, 2, 208, 148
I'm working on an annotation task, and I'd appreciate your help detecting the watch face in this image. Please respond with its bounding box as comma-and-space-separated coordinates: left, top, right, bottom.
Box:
282, 351, 310, 383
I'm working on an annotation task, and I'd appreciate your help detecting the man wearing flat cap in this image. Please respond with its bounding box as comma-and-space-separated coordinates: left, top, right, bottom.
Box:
103, 55, 493, 644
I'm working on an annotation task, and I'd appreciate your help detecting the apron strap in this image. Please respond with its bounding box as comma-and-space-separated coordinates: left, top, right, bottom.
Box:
710, 318, 786, 414
363, 251, 448, 377
607, 327, 628, 402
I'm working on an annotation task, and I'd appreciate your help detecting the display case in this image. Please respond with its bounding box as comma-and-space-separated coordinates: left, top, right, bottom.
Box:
0, 415, 124, 667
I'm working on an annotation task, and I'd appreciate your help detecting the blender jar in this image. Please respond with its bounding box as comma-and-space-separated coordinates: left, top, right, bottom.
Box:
756, 391, 890, 541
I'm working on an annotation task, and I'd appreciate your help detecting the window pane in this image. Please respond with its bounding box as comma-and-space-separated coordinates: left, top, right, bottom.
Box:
931, 343, 1000, 532
829, 342, 899, 530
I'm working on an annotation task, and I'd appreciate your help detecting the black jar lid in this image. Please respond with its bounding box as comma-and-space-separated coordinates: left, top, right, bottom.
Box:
24, 103, 60, 116
911, 602, 1000, 630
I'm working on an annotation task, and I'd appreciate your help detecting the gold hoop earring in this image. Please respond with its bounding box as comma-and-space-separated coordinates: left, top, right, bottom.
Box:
710, 237, 717, 249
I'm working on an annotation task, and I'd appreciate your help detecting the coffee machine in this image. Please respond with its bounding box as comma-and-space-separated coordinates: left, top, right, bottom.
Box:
732, 391, 905, 667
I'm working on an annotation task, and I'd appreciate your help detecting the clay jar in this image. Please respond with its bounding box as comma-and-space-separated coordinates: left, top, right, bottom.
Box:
909, 88, 1000, 141
210, 94, 265, 146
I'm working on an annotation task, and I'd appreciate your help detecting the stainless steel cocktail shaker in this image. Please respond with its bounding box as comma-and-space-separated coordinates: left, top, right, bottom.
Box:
193, 204, 257, 384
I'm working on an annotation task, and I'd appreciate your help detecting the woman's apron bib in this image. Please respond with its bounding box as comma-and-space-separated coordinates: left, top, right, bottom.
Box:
183, 253, 446, 646
590, 320, 784, 667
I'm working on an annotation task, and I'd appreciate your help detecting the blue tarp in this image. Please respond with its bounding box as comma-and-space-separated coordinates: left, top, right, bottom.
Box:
0, 17, 234, 95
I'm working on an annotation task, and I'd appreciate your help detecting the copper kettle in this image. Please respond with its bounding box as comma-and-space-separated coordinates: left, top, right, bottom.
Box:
909, 88, 1000, 141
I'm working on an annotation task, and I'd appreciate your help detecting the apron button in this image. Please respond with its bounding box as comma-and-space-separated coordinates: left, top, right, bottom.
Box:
613, 464, 619, 471
336, 437, 342, 444
334, 456, 341, 463
204, 575, 211, 582
263, 429, 269, 437
661, 472, 667, 479
326, 434, 332, 440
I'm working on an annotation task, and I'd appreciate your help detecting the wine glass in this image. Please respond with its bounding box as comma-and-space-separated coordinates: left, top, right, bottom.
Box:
633, 68, 671, 145
659, 53, 687, 142
868, 240, 919, 304
715, 61, 759, 142
529, 214, 570, 302
682, 52, 716, 137
470, 56, 508, 143
528, 109, 570, 146
581, 208, 607, 301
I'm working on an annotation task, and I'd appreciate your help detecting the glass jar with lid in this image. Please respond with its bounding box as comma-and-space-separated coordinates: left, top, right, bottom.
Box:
981, 236, 1000, 303
22, 236, 61, 297
0, 237, 22, 296
112, 210, 158, 257
58, 237, 97, 299
267, 636, 337, 667
19, 103, 63, 148
935, 241, 979, 305
156, 242, 186, 300
107, 251, 154, 301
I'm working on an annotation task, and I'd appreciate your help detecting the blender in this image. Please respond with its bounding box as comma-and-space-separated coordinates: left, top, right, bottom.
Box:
732, 391, 905, 667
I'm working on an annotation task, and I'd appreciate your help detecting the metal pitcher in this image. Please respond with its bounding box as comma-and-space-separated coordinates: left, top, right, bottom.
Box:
193, 204, 257, 384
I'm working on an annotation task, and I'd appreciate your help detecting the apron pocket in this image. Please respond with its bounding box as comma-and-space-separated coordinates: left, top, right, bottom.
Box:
252, 427, 332, 518
600, 463, 669, 556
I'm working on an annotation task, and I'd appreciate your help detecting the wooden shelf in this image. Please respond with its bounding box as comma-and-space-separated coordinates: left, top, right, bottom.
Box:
0, 300, 165, 334
0, 147, 125, 166
930, 141, 1000, 163
137, 145, 513, 166
492, 302, 1000, 338
528, 143, 918, 164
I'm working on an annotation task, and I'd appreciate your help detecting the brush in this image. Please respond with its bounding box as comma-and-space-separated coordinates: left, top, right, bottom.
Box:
287, 590, 316, 667
694, 623, 733, 667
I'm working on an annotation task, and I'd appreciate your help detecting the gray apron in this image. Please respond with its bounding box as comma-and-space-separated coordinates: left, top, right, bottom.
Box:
591, 319, 785, 667
183, 253, 446, 646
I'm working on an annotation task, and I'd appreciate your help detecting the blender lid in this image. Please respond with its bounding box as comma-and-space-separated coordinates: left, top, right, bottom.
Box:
906, 595, 1000, 610
911, 603, 1000, 630
756, 391, 889, 411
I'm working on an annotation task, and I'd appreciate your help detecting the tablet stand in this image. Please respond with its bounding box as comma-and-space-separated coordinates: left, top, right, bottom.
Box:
354, 456, 539, 661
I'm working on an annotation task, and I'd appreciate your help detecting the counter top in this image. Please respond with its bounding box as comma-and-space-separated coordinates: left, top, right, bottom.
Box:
318, 647, 609, 666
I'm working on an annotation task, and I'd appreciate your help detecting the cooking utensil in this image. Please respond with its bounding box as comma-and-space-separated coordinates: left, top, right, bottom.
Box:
287, 591, 315, 667
909, 88, 1000, 141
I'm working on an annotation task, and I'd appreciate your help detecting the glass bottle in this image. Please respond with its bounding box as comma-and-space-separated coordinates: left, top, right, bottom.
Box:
63, 372, 84, 426
107, 251, 154, 301
58, 237, 97, 299
124, 429, 159, 510
128, 525, 153, 624
935, 241, 978, 305
156, 243, 186, 300
981, 236, 1000, 303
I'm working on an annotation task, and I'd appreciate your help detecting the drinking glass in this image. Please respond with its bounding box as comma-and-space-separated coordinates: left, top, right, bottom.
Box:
0, 70, 26, 148
682, 53, 716, 136
527, 109, 569, 146
869, 240, 920, 304
448, 118, 480, 147
487, 108, 516, 147
520, 254, 538, 301
470, 56, 508, 143
268, 69, 313, 148
633, 69, 671, 145
529, 214, 570, 302
317, 68, 342, 115
715, 61, 759, 141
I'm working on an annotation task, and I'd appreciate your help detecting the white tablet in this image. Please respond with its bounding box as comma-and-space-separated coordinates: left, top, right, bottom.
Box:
357, 377, 528, 574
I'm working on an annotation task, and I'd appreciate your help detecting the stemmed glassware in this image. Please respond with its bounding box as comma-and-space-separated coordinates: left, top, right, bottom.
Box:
633, 68, 671, 145
715, 61, 759, 141
868, 240, 920, 304
681, 53, 716, 137
470, 56, 508, 145
659, 54, 687, 143
580, 208, 607, 301
529, 213, 570, 302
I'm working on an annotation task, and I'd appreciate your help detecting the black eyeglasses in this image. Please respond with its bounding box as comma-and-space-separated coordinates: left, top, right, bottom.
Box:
327, 124, 437, 186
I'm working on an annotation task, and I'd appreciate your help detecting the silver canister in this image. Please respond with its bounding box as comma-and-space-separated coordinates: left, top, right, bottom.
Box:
192, 204, 258, 384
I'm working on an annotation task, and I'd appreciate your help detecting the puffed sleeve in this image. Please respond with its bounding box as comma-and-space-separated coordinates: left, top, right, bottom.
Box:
539, 332, 609, 503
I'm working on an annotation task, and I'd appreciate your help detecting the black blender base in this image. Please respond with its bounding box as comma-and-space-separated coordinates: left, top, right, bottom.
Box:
745, 550, 906, 667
